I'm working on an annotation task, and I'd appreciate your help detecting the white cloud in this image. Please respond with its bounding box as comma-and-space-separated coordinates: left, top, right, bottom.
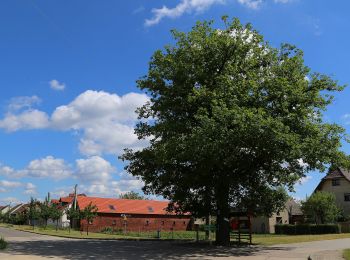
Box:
8, 96, 41, 112
145, 0, 296, 26
145, 0, 225, 26
0, 180, 22, 188
24, 183, 37, 195
76, 156, 115, 184
0, 180, 22, 193
51, 90, 149, 156
0, 197, 22, 205
237, 0, 262, 9
0, 110, 50, 132
25, 156, 72, 180
0, 90, 150, 156
274, 0, 292, 3
49, 79, 65, 91
297, 175, 312, 185
0, 157, 72, 180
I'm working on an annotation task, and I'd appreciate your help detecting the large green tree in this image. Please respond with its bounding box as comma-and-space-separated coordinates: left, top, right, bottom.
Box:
121, 17, 348, 245
301, 191, 341, 224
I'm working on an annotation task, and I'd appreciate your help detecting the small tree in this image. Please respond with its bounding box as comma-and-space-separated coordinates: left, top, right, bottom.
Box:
27, 198, 40, 229
80, 203, 98, 235
39, 202, 51, 229
50, 204, 63, 231
301, 191, 341, 224
119, 191, 147, 200
66, 207, 80, 233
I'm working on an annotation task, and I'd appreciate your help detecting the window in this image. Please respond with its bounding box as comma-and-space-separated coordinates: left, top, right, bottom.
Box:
183, 221, 186, 225
109, 205, 116, 211
276, 217, 282, 224
332, 179, 340, 186
344, 193, 350, 201
147, 206, 154, 213
89, 220, 93, 225
161, 221, 165, 225
112, 220, 116, 225
173, 221, 176, 226
145, 220, 149, 225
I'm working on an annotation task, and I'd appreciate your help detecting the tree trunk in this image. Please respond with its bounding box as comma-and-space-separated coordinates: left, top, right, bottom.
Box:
215, 183, 230, 246
56, 220, 58, 231
87, 221, 89, 236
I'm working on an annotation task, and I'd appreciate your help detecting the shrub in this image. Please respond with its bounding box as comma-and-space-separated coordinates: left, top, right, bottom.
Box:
0, 237, 7, 250
101, 227, 113, 234
275, 224, 340, 235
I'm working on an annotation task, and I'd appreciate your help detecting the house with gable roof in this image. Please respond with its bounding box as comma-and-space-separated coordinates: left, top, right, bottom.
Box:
76, 196, 192, 233
314, 167, 350, 216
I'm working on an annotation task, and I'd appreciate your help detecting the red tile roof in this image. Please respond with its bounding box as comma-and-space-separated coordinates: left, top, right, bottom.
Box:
51, 199, 60, 204
60, 197, 74, 203
77, 196, 178, 215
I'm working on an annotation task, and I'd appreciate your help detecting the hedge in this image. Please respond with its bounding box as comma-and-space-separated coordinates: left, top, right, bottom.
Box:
275, 224, 340, 235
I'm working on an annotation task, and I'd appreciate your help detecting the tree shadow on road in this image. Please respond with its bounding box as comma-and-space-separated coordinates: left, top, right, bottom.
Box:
6, 239, 295, 259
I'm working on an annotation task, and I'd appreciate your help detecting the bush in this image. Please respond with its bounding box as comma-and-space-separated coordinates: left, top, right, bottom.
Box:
275, 224, 340, 235
101, 227, 113, 234
0, 237, 7, 250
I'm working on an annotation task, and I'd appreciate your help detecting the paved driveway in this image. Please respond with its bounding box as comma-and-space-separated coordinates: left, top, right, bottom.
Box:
0, 227, 347, 259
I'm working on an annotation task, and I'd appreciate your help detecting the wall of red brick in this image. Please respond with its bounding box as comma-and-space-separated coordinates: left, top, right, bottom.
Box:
80, 213, 192, 232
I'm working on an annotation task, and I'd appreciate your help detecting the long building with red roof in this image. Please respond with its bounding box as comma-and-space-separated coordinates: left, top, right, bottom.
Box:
76, 196, 192, 232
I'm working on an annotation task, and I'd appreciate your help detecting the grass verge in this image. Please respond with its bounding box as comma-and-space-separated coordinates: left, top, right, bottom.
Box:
343, 249, 350, 260
3, 224, 350, 245
253, 233, 350, 245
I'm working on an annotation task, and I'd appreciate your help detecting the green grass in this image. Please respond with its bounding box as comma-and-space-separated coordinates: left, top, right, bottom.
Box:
343, 249, 350, 260
253, 233, 350, 245
0, 237, 7, 250
3, 224, 350, 245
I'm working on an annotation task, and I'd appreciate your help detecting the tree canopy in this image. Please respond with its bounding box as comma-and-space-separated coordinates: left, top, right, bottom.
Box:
119, 191, 147, 200
121, 17, 348, 245
301, 191, 341, 224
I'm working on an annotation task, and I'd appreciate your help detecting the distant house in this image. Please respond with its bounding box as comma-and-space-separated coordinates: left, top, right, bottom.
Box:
48, 193, 84, 228
0, 205, 10, 215
9, 203, 28, 218
251, 199, 303, 234
315, 167, 350, 216
76, 196, 192, 233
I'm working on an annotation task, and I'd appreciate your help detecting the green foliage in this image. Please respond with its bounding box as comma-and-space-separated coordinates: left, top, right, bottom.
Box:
301, 191, 341, 224
27, 197, 40, 226
119, 191, 147, 200
66, 207, 80, 220
275, 224, 340, 235
39, 202, 51, 227
80, 203, 98, 235
0, 237, 7, 250
121, 16, 348, 245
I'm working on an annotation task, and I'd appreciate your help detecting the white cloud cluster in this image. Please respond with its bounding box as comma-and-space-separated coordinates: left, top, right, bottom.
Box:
0, 180, 37, 194
145, 0, 225, 26
237, 0, 262, 9
0, 197, 22, 205
23, 183, 37, 195
26, 156, 72, 180
8, 96, 41, 112
0, 156, 144, 198
0, 90, 150, 156
49, 79, 65, 91
145, 0, 294, 26
0, 110, 49, 132
0, 156, 72, 180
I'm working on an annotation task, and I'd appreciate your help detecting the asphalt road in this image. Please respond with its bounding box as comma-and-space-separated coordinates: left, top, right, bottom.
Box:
0, 227, 348, 259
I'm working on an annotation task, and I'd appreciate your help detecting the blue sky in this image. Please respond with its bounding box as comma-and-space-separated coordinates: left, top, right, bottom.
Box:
0, 0, 350, 204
